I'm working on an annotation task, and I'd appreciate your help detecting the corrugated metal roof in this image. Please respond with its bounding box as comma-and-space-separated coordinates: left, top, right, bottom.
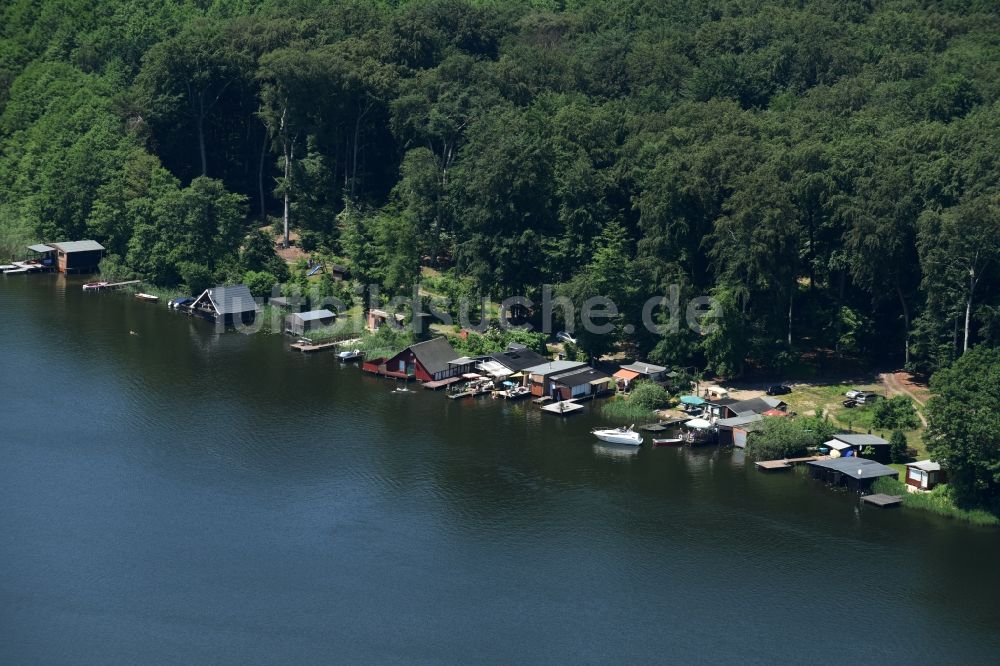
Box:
206, 285, 258, 315
293, 309, 335, 322
717, 414, 764, 428
807, 457, 898, 480
552, 368, 611, 388
49, 240, 105, 253
27, 244, 54, 253
906, 460, 942, 472
619, 361, 667, 374
833, 433, 889, 447
522, 360, 587, 376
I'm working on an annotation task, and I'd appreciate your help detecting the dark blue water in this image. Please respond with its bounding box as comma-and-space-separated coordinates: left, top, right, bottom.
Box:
2, 275, 998, 663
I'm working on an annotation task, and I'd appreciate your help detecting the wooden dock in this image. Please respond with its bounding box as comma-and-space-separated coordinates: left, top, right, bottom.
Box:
83, 280, 141, 291
755, 455, 829, 471
423, 377, 462, 390
861, 493, 903, 508
290, 340, 342, 353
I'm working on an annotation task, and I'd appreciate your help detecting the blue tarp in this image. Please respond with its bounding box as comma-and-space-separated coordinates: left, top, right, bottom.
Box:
307, 264, 323, 276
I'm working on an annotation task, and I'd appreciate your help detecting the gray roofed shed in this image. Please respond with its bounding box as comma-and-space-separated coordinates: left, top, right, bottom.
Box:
208, 285, 258, 315
28, 244, 54, 253
49, 240, 105, 252
831, 434, 889, 447
807, 457, 898, 480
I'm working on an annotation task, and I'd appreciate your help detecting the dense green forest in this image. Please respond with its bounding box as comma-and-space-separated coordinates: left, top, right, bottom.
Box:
2, 0, 999, 377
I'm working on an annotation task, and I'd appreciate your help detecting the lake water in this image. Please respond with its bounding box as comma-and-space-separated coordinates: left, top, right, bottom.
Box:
2, 275, 998, 663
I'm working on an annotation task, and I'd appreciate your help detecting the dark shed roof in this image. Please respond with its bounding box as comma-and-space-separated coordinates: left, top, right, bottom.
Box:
552, 367, 612, 388
489, 348, 547, 372
409, 337, 460, 376
207, 285, 258, 315
807, 457, 898, 480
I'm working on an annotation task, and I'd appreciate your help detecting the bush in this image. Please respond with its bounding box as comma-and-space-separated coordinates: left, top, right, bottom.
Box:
746, 416, 834, 460
244, 270, 278, 298
872, 395, 920, 430
890, 429, 909, 463
872, 477, 998, 526
177, 261, 213, 296
630, 380, 670, 411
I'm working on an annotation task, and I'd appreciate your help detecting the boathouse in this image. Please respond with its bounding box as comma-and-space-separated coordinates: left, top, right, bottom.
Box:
717, 413, 764, 448
825, 434, 892, 464
477, 347, 548, 380
379, 336, 470, 382
47, 240, 105, 273
550, 367, 614, 401
285, 309, 336, 335
905, 460, 946, 491
522, 360, 590, 397
189, 284, 258, 325
807, 457, 898, 493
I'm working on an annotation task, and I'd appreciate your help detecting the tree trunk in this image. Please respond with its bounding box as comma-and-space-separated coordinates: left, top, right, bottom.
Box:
787, 288, 793, 347
351, 112, 361, 198
257, 124, 267, 221
895, 282, 911, 366
197, 94, 208, 177
280, 109, 291, 249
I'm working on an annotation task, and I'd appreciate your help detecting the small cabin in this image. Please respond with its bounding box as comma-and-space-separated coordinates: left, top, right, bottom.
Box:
618, 361, 668, 383
189, 284, 258, 325
716, 413, 764, 448
366, 308, 405, 331
285, 309, 336, 335
905, 460, 946, 491
824, 434, 891, 464
48, 240, 105, 274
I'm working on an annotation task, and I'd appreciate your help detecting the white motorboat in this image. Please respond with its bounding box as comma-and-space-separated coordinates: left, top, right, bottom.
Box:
591, 425, 643, 446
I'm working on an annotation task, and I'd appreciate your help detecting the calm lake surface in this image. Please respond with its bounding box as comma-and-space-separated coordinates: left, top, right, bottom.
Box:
1, 274, 998, 664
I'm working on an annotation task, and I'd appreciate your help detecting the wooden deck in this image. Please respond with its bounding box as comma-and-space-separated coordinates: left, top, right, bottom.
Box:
861, 493, 903, 508
423, 377, 463, 390
82, 280, 141, 291
289, 340, 342, 353
755, 455, 830, 471
540, 400, 584, 415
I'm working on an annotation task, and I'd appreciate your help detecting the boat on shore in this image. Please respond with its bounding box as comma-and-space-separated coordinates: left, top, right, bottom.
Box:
338, 349, 364, 361
591, 425, 643, 446
135, 292, 159, 302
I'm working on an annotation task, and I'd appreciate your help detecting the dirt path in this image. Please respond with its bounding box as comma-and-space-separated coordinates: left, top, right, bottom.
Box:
881, 372, 928, 427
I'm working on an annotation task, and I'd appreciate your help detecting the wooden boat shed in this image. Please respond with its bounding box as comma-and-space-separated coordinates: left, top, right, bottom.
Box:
807, 457, 898, 493
285, 309, 336, 335
189, 284, 258, 325
38, 240, 106, 273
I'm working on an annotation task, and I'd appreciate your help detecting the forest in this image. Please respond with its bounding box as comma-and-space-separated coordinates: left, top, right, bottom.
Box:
2, 0, 999, 378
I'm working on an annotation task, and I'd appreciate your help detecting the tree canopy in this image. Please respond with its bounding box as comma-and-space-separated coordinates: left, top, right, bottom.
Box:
2, 0, 1000, 376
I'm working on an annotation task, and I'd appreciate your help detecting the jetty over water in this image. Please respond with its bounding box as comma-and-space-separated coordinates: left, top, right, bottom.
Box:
755, 455, 830, 471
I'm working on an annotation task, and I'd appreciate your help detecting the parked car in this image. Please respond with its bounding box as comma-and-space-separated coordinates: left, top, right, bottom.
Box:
844, 389, 863, 399
766, 384, 791, 396
842, 398, 857, 408
555, 331, 578, 345
856, 392, 882, 405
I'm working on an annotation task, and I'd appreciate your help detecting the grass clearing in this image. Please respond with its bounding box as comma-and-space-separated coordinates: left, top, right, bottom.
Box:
873, 477, 998, 526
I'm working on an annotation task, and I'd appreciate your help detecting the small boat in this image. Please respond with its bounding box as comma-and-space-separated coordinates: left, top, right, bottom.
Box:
135, 292, 159, 302
82, 281, 109, 291
393, 387, 412, 393
591, 425, 643, 446
338, 349, 364, 361
652, 437, 683, 447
